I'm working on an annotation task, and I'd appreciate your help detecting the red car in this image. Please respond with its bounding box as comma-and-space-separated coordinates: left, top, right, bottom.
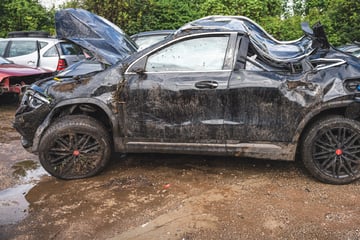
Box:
0, 56, 53, 96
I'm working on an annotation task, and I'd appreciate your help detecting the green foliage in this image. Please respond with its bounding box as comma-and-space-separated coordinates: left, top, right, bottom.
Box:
260, 16, 304, 41
148, 0, 203, 32
326, 0, 360, 45
0, 0, 358, 46
280, 0, 360, 45
59, 0, 85, 8
0, 0, 54, 37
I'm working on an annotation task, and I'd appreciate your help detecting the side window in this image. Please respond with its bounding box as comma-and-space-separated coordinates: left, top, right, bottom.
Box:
245, 43, 280, 71
43, 46, 59, 57
353, 50, 360, 58
245, 43, 303, 73
146, 36, 229, 72
135, 35, 167, 50
39, 41, 48, 49
59, 42, 83, 55
0, 41, 8, 56
244, 43, 264, 71
8, 41, 37, 57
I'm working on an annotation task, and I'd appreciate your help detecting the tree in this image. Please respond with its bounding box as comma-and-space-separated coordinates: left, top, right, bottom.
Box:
327, 0, 360, 45
281, 0, 360, 45
59, 0, 85, 8
53, 0, 360, 45
0, 0, 54, 37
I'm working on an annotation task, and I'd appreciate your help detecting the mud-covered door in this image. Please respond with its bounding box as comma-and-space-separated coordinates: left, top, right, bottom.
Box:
124, 33, 236, 144
225, 37, 309, 144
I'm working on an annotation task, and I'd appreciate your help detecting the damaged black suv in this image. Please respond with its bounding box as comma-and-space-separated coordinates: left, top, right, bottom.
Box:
13, 9, 360, 184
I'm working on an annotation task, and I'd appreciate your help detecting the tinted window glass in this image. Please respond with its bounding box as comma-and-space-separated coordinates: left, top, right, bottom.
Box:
353, 50, 360, 58
135, 35, 167, 50
9, 41, 37, 57
43, 46, 59, 57
39, 41, 48, 49
59, 42, 83, 55
146, 36, 229, 72
0, 41, 8, 56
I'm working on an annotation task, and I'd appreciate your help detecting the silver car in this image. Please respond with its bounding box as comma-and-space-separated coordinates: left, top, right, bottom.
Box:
131, 30, 174, 50
0, 32, 85, 72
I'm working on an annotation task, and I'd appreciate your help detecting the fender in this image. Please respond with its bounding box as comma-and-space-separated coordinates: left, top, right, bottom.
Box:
292, 99, 360, 144
31, 97, 120, 153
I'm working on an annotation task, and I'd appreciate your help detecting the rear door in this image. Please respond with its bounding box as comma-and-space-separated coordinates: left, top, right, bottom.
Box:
224, 35, 309, 145
6, 40, 39, 67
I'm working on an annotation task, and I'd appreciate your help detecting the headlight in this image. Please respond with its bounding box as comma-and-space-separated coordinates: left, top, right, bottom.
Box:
21, 89, 51, 109
29, 92, 50, 108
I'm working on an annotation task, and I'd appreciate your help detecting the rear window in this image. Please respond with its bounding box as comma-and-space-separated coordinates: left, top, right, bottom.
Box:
0, 41, 8, 56
59, 42, 83, 55
9, 40, 37, 57
135, 35, 168, 50
39, 41, 48, 49
43, 46, 59, 57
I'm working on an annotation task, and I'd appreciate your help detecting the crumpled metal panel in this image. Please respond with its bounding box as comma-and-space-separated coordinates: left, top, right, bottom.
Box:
46, 65, 123, 100
177, 16, 314, 61
55, 8, 137, 65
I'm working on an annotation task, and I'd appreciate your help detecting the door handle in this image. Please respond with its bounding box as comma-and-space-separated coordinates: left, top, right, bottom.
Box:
195, 81, 218, 89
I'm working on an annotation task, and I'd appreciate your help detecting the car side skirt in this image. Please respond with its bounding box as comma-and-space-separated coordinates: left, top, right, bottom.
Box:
124, 142, 296, 161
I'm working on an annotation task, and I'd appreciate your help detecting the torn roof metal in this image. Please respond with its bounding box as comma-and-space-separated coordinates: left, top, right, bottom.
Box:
176, 16, 316, 62
55, 8, 138, 65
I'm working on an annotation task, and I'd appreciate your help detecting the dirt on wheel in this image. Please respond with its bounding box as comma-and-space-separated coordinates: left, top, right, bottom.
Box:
0, 100, 360, 240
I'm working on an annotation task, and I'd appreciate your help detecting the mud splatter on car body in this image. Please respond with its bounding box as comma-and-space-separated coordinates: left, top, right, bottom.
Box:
13, 10, 360, 183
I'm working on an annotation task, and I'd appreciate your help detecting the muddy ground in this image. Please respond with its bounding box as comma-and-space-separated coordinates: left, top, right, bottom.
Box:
0, 99, 360, 240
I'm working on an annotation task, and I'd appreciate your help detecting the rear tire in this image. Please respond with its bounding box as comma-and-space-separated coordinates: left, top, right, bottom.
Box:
302, 116, 360, 184
39, 115, 111, 179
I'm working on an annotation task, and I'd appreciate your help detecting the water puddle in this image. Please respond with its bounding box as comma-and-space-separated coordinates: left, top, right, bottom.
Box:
0, 160, 48, 225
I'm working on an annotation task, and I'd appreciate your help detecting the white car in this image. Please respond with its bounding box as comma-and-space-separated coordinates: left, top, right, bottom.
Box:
131, 30, 174, 50
0, 32, 85, 72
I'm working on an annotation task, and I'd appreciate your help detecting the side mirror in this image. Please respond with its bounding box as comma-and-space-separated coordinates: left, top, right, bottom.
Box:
133, 68, 146, 74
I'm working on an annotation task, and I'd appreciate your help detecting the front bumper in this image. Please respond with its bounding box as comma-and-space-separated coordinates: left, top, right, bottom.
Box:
13, 88, 52, 151
13, 104, 51, 150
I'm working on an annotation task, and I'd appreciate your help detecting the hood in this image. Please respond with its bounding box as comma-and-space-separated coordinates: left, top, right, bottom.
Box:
55, 8, 138, 65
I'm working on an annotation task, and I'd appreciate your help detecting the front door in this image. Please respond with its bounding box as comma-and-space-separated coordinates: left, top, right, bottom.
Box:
124, 33, 236, 145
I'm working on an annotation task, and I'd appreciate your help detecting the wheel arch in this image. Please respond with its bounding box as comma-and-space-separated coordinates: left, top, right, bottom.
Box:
32, 97, 119, 153
293, 100, 360, 156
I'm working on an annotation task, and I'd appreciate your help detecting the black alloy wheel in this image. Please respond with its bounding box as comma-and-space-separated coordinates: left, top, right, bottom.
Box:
39, 115, 111, 179
302, 116, 360, 184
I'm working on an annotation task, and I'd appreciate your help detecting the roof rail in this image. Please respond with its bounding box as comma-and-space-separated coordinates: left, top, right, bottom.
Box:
7, 31, 50, 38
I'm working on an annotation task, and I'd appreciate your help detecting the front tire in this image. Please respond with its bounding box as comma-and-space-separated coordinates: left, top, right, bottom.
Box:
302, 116, 360, 184
38, 115, 111, 179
